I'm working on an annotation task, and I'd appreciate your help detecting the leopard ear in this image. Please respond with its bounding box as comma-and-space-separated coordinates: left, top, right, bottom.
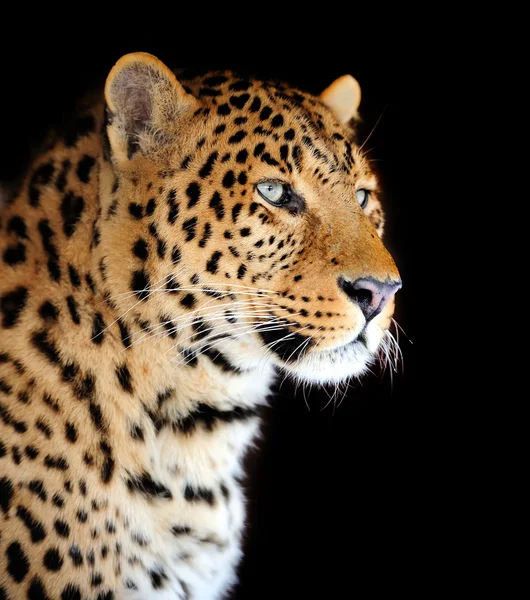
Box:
320, 75, 361, 124
104, 52, 200, 162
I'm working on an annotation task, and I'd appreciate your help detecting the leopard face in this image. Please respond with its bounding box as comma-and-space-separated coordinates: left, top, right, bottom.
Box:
99, 53, 401, 386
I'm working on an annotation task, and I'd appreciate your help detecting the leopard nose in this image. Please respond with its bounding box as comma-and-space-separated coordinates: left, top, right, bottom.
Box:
338, 276, 402, 322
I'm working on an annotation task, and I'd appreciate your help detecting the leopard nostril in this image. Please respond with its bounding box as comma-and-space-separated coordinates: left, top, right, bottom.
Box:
338, 276, 402, 322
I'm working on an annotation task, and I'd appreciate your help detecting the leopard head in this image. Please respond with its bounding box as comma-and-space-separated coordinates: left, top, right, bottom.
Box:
97, 52, 401, 385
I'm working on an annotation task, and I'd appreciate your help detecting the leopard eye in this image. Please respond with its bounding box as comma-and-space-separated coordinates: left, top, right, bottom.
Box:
355, 189, 370, 209
257, 182, 287, 205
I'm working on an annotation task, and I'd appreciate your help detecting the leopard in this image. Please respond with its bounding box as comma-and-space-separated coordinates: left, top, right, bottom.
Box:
0, 52, 401, 599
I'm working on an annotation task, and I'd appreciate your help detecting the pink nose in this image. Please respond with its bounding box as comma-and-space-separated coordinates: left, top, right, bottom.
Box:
338, 276, 402, 322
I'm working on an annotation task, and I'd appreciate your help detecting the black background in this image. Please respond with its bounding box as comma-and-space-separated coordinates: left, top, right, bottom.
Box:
1, 38, 419, 598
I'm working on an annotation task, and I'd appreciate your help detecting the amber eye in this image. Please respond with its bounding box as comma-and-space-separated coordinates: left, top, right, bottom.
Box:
256, 182, 288, 205
355, 189, 370, 209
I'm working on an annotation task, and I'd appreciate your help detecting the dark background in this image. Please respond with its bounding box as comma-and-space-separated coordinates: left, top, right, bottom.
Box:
1, 40, 419, 598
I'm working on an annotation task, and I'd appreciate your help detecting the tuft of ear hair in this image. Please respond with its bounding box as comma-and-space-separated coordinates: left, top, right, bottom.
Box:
104, 52, 200, 161
320, 75, 362, 124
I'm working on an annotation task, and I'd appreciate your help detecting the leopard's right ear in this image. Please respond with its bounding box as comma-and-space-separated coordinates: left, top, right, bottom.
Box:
104, 52, 200, 163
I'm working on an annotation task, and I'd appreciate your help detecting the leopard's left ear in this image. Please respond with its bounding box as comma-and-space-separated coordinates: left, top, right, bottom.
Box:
104, 52, 200, 163
320, 75, 361, 124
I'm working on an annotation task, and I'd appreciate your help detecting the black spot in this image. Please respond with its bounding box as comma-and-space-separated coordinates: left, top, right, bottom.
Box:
232, 203, 243, 224
133, 238, 149, 260
1, 286, 28, 328
240, 227, 251, 237
238, 172, 248, 185
131, 424, 144, 441
7, 215, 28, 238
183, 216, 198, 242
167, 189, 180, 224
150, 569, 168, 590
271, 114, 284, 128
258, 325, 311, 362
180, 293, 197, 309
261, 152, 279, 167
117, 319, 131, 349
209, 191, 225, 220
128, 203, 143, 219
66, 295, 80, 325
28, 162, 55, 207
38, 300, 59, 321
228, 130, 247, 144
0, 379, 12, 394
38, 219, 61, 281
76, 154, 96, 183
254, 142, 265, 157
96, 591, 113, 600
116, 364, 133, 394
199, 152, 218, 178
3, 242, 26, 266
89, 401, 107, 432
172, 524, 191, 535
221, 482, 230, 500
91, 573, 103, 588
284, 128, 295, 141
217, 103, 231, 116
237, 264, 247, 280
6, 541, 29, 582
61, 584, 81, 600
54, 519, 70, 538
25, 446, 39, 459
64, 421, 78, 443
126, 472, 172, 499
12, 445, 22, 464
76, 509, 88, 523
44, 454, 69, 470
0, 477, 14, 514
28, 479, 47, 502
68, 265, 81, 287
0, 402, 27, 433
184, 484, 215, 506
181, 347, 198, 366
146, 198, 156, 215
85, 273, 96, 294
260, 106, 272, 121
131, 270, 150, 300
92, 312, 106, 345
36, 418, 53, 439
199, 222, 212, 248
186, 182, 201, 209
249, 96, 262, 112
214, 124, 226, 135
292, 145, 302, 171
31, 330, 60, 364
28, 576, 51, 600
222, 170, 235, 188
171, 245, 182, 265
43, 547, 63, 571
178, 402, 255, 434
230, 93, 250, 109
69, 545, 83, 566
16, 505, 46, 542
206, 251, 222, 274
60, 192, 85, 237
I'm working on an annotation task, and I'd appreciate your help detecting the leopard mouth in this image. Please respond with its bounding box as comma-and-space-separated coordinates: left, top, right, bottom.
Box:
257, 324, 374, 385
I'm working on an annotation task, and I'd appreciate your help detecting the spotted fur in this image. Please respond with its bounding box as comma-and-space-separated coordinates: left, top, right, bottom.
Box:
0, 53, 400, 599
